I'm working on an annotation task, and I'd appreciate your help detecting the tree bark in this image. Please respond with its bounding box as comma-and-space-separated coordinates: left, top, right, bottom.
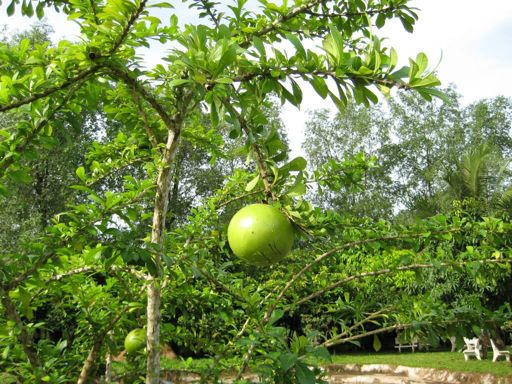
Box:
146, 127, 182, 384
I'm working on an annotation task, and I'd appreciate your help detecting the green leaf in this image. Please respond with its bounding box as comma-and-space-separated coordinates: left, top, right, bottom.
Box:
286, 33, 306, 59
76, 166, 86, 181
215, 78, 233, 84
24, 1, 34, 17
373, 334, 382, 351
391, 66, 409, 80
389, 47, 398, 69
9, 169, 32, 183
252, 36, 266, 58
216, 44, 237, 75
416, 52, 428, 74
291, 79, 303, 104
328, 25, 344, 59
268, 309, 284, 325
286, 157, 307, 172
310, 346, 331, 362
279, 352, 298, 372
287, 178, 306, 197
170, 79, 192, 87
245, 175, 260, 192
310, 75, 328, 99
210, 101, 219, 128
376, 13, 386, 28
7, 1, 15, 16
296, 362, 316, 384
36, 2, 44, 19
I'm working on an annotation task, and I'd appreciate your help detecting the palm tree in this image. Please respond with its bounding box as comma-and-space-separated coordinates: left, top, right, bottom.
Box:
442, 142, 511, 216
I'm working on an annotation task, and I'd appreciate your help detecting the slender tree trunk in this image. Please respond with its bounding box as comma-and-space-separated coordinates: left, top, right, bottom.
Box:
105, 333, 113, 384
77, 338, 103, 384
146, 127, 181, 384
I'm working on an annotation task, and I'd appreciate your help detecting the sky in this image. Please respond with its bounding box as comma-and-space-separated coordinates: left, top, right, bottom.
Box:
1, 0, 511, 156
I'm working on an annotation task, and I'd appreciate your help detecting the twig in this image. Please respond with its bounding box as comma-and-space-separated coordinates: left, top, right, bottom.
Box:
0, 65, 101, 114
294, 258, 512, 307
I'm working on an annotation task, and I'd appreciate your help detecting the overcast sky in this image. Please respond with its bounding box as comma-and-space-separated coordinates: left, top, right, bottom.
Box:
1, 0, 511, 155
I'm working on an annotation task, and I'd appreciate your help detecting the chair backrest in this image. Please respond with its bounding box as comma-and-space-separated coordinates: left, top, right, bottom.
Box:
490, 339, 499, 353
464, 337, 477, 350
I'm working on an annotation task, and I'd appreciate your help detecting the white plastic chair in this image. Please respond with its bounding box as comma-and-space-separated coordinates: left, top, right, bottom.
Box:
463, 337, 481, 361
490, 339, 510, 362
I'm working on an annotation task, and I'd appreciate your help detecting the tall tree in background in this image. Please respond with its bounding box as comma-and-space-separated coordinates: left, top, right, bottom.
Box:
303, 89, 512, 220
303, 103, 396, 218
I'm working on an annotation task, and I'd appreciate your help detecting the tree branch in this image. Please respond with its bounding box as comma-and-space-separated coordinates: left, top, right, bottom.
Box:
294, 258, 512, 307
0, 286, 41, 370
264, 229, 460, 322
238, 0, 323, 46
105, 65, 177, 133
77, 284, 147, 384
0, 65, 101, 114
221, 99, 277, 201
110, 0, 149, 55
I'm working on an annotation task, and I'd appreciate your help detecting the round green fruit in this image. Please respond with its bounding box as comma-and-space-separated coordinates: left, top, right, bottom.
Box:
124, 328, 146, 353
227, 203, 294, 266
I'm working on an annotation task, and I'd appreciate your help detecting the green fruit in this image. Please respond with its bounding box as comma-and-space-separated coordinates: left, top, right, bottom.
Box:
227, 203, 294, 266
124, 328, 146, 353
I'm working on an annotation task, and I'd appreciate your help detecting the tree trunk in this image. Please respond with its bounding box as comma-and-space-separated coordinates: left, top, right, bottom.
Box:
146, 127, 181, 384
77, 339, 103, 384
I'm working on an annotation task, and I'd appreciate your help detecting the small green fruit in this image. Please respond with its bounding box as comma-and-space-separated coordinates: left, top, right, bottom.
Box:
124, 328, 146, 353
227, 203, 294, 266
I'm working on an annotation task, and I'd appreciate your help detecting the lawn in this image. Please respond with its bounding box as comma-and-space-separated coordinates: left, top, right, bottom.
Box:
159, 350, 512, 378
329, 350, 512, 377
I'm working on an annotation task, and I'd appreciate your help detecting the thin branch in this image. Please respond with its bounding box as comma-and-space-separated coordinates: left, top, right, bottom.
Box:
264, 229, 460, 322
221, 99, 277, 201
88, 0, 100, 25
324, 323, 406, 348
110, 0, 149, 55
131, 89, 160, 149
0, 286, 41, 370
238, 0, 323, 46
0, 65, 101, 114
323, 317, 472, 349
216, 189, 265, 209
230, 68, 410, 90
335, 309, 391, 340
197, 0, 220, 28
304, 5, 404, 19
294, 258, 512, 307
3, 187, 151, 291
105, 65, 177, 133
0, 0, 147, 114
0, 77, 88, 177
48, 266, 150, 282
77, 283, 148, 384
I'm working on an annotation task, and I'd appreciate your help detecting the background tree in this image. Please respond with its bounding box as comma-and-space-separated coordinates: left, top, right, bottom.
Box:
303, 89, 512, 220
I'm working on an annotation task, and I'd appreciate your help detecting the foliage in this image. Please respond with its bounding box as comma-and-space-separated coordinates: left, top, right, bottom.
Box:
0, 1, 510, 384
303, 89, 512, 220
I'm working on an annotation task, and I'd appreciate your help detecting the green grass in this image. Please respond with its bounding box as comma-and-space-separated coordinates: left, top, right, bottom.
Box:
330, 350, 512, 377
160, 350, 512, 378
